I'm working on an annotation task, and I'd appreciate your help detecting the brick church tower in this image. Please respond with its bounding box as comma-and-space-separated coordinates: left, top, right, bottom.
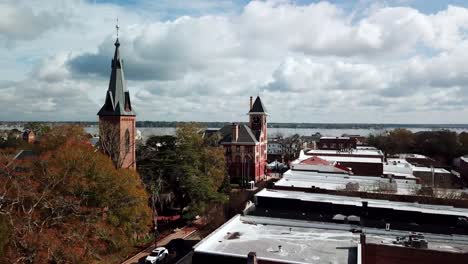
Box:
248, 96, 268, 178
219, 96, 268, 185
97, 36, 136, 170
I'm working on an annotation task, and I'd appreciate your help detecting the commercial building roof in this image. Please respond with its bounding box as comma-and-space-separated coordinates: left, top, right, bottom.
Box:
383, 160, 413, 177
256, 189, 468, 217
318, 155, 383, 164
396, 153, 430, 159
276, 170, 418, 195
461, 156, 468, 163
194, 214, 468, 264
292, 156, 349, 174
320, 136, 351, 140
194, 214, 358, 264
412, 167, 451, 174
307, 149, 383, 156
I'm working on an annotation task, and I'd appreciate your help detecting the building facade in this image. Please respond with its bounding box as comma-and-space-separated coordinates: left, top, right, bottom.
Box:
22, 130, 35, 144
318, 136, 357, 150
97, 37, 136, 170
219, 96, 268, 184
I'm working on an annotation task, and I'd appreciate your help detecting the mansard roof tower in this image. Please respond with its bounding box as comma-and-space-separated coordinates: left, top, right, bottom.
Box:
98, 25, 136, 170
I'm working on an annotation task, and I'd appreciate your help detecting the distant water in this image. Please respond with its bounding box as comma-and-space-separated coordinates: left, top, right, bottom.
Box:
83, 126, 468, 141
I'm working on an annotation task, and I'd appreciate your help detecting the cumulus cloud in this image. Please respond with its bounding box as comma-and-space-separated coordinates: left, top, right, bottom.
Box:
3, 0, 468, 122
0, 2, 65, 45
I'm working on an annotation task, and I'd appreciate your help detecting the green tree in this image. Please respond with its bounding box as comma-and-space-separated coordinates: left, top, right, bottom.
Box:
458, 132, 468, 155
176, 123, 228, 218
413, 130, 459, 164
136, 123, 228, 221
387, 128, 414, 154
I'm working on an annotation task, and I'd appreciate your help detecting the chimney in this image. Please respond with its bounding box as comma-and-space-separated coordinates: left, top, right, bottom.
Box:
232, 123, 239, 142
250, 96, 253, 110
247, 252, 257, 264
361, 201, 368, 226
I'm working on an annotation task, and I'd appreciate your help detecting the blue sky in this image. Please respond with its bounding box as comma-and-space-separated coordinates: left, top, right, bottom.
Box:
91, 0, 468, 16
2, 0, 468, 123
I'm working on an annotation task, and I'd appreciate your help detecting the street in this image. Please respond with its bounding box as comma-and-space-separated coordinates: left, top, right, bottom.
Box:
121, 227, 198, 264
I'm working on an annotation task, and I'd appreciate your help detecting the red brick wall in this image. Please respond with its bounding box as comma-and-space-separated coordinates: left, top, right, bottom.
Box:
307, 152, 384, 160
225, 144, 266, 183
99, 115, 136, 170
363, 243, 468, 264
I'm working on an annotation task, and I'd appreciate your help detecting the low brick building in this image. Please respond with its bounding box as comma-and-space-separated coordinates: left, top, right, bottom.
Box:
318, 136, 356, 150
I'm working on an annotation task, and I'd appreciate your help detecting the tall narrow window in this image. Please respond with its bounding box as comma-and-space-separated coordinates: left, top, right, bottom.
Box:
125, 129, 130, 154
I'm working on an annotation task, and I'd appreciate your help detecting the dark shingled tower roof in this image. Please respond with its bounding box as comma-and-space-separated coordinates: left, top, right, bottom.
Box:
249, 96, 267, 114
98, 38, 135, 116
218, 123, 259, 144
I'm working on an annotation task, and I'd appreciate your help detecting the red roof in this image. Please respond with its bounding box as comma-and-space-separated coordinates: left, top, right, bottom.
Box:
300, 156, 331, 165
300, 155, 350, 173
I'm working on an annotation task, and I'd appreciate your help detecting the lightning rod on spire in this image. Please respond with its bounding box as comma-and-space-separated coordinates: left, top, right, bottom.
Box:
116, 18, 120, 39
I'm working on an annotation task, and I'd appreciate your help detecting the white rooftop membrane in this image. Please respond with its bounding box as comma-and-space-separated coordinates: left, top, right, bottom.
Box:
255, 189, 468, 217
194, 215, 468, 264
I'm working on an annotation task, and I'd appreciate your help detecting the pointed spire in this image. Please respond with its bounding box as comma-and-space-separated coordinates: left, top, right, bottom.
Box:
248, 96, 267, 115
97, 23, 135, 117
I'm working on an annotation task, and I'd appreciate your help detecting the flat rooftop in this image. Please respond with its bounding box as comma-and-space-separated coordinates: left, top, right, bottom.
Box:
256, 189, 468, 217
195, 214, 357, 264
307, 149, 383, 156
317, 155, 383, 164
396, 153, 430, 159
383, 161, 413, 176
276, 170, 418, 195
320, 136, 351, 140
412, 166, 451, 174
194, 215, 468, 264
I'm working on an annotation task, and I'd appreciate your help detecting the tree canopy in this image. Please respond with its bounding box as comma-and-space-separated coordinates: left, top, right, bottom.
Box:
368, 129, 464, 165
137, 123, 228, 220
0, 125, 151, 263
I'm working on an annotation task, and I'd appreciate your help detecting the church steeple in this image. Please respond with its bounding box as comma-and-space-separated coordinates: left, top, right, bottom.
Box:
98, 24, 137, 170
248, 96, 267, 115
97, 33, 135, 116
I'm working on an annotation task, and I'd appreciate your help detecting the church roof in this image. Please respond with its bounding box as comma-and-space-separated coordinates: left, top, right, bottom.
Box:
248, 96, 267, 114
219, 123, 258, 144
98, 38, 135, 116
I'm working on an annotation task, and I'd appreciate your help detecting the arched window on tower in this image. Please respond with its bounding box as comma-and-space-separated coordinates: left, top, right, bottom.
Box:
125, 129, 130, 154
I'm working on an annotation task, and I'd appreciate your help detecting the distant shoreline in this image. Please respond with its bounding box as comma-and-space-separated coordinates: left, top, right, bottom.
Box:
2, 121, 468, 130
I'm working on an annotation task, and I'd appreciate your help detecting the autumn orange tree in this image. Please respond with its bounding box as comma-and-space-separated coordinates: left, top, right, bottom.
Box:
0, 125, 151, 263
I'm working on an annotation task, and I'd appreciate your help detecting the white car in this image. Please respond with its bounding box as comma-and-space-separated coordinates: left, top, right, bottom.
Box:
145, 247, 168, 264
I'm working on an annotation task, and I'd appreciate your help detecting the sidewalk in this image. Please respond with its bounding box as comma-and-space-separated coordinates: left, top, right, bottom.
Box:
121, 227, 197, 264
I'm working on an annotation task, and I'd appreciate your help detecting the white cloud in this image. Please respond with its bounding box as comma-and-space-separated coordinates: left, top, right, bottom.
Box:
2, 0, 468, 123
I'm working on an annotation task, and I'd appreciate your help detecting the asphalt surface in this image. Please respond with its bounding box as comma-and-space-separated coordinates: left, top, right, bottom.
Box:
121, 227, 197, 264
